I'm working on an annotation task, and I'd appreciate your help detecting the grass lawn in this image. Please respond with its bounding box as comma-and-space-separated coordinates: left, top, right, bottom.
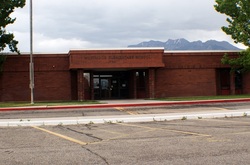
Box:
154, 94, 250, 101
0, 100, 100, 108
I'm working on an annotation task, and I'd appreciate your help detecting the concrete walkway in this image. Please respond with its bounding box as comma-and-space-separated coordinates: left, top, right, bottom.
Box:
0, 98, 250, 126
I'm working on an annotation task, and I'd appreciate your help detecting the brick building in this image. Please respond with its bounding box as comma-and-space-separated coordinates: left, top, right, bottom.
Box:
0, 48, 249, 101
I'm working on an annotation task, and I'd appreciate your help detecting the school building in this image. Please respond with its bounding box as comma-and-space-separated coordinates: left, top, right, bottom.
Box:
0, 48, 249, 101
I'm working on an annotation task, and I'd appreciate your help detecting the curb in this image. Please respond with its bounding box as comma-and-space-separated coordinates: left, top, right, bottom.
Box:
1, 110, 249, 127
0, 98, 250, 112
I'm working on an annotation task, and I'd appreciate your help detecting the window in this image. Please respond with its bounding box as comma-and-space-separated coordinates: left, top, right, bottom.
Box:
235, 69, 242, 89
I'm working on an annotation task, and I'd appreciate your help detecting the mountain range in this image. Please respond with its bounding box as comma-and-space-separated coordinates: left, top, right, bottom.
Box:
128, 38, 241, 50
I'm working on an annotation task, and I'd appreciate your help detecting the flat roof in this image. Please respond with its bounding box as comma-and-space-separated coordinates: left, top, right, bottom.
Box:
164, 50, 241, 53
3, 48, 241, 55
70, 47, 165, 51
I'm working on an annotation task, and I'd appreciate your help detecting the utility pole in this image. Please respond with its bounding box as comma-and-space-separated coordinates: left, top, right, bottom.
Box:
30, 0, 34, 104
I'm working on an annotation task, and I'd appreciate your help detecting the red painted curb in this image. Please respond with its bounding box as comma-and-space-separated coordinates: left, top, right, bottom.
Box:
0, 98, 250, 112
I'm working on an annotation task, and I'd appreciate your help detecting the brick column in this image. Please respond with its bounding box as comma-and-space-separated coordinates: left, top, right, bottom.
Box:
230, 72, 235, 95
90, 71, 94, 100
77, 69, 84, 101
148, 68, 155, 99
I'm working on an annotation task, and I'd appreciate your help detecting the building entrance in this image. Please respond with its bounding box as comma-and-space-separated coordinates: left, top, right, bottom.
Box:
93, 71, 130, 100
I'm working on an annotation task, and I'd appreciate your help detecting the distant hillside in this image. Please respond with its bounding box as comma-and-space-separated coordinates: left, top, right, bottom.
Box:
128, 38, 241, 50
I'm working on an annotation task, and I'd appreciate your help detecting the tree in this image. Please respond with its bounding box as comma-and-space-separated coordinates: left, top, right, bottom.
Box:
214, 0, 250, 71
0, 0, 25, 72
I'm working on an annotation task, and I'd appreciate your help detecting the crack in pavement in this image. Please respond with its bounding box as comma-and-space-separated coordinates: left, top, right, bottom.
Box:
60, 126, 103, 141
82, 146, 109, 165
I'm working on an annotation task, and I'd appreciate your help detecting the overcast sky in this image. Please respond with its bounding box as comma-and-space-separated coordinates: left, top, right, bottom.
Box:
6, 0, 246, 53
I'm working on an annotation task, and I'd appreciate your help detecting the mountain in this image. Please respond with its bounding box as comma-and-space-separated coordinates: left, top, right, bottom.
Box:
128, 38, 241, 50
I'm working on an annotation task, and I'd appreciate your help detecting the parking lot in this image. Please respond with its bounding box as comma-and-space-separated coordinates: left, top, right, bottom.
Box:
1, 116, 250, 165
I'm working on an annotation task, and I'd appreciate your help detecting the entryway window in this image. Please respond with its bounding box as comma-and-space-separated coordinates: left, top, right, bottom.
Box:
235, 69, 243, 94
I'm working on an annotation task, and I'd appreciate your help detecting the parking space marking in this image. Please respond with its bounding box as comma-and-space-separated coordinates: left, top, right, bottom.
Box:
31, 126, 87, 145
114, 107, 138, 115
99, 128, 128, 136
96, 128, 130, 142
215, 107, 229, 111
117, 123, 157, 130
90, 134, 130, 145
206, 137, 231, 142
223, 131, 250, 136
198, 118, 250, 137
86, 128, 130, 145
164, 128, 211, 137
117, 123, 211, 137
203, 118, 250, 125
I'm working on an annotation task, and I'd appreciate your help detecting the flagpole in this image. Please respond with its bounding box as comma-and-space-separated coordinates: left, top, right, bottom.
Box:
30, 0, 34, 104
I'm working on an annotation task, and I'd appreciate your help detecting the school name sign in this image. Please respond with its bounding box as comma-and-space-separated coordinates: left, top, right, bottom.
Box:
69, 49, 165, 69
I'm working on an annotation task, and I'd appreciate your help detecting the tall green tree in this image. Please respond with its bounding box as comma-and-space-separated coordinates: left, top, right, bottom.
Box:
0, 0, 25, 72
0, 0, 26, 53
214, 0, 250, 71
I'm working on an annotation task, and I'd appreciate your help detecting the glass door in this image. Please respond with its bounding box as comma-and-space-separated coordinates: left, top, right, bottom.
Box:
93, 71, 130, 100
100, 78, 111, 99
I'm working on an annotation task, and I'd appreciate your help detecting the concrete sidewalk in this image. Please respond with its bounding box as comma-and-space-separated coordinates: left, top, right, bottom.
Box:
0, 98, 250, 126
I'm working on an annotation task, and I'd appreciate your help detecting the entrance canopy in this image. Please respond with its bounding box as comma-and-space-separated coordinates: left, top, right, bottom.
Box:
69, 48, 165, 69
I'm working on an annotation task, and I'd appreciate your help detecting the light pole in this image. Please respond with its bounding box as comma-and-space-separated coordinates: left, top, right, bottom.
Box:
29, 0, 34, 104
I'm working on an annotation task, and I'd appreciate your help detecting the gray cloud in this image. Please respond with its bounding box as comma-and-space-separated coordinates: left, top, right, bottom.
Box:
6, 0, 246, 52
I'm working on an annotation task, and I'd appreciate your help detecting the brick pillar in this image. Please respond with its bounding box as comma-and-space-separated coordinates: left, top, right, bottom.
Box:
90, 71, 94, 100
230, 72, 235, 95
148, 68, 155, 99
77, 69, 84, 101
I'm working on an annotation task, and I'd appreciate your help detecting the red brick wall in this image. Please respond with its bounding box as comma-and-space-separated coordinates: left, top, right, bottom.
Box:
0, 54, 72, 101
154, 52, 238, 98
163, 51, 236, 68
155, 68, 216, 97
0, 72, 30, 101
